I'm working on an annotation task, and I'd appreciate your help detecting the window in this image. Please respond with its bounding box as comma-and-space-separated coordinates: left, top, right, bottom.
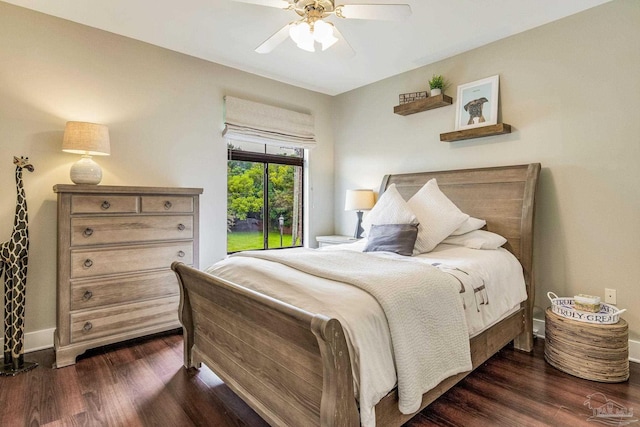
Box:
223, 96, 315, 253
227, 141, 304, 253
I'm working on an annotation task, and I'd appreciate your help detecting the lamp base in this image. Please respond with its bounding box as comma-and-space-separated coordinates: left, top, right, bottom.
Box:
70, 155, 103, 185
354, 210, 364, 239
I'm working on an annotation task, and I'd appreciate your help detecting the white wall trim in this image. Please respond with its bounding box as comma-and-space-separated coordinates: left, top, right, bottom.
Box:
0, 328, 54, 359
4, 325, 639, 364
532, 318, 639, 363
630, 339, 640, 364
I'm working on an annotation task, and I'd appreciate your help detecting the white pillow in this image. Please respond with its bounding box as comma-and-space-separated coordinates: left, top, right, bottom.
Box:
362, 184, 417, 236
450, 217, 486, 236
407, 179, 469, 254
442, 230, 507, 249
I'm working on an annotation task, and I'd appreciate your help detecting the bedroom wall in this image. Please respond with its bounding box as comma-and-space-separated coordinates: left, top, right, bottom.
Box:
332, 0, 640, 341
0, 3, 335, 345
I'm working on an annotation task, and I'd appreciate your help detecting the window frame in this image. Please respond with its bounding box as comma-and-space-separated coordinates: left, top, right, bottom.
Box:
227, 147, 304, 253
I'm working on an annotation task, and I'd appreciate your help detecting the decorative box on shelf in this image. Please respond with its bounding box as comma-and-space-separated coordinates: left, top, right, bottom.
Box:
398, 91, 427, 105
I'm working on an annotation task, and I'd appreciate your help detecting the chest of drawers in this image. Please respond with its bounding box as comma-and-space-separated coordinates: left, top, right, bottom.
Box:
53, 185, 202, 367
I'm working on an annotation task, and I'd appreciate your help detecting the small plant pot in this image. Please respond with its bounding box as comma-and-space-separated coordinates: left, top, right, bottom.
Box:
430, 88, 442, 96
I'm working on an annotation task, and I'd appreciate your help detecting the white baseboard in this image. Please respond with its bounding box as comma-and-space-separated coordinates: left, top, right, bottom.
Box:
4, 324, 640, 364
532, 318, 639, 363
630, 339, 640, 364
0, 328, 54, 359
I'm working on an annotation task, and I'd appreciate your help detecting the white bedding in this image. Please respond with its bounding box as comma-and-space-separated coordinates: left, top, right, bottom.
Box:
327, 240, 528, 338
205, 241, 526, 427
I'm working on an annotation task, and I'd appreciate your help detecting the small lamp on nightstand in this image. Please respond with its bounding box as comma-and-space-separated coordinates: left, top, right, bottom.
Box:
345, 189, 375, 239
62, 121, 110, 185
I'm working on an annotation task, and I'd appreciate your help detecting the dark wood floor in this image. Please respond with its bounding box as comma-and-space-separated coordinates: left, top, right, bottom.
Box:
1, 332, 637, 426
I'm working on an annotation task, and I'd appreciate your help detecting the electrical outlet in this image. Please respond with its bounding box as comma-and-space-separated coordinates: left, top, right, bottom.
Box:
605, 288, 617, 304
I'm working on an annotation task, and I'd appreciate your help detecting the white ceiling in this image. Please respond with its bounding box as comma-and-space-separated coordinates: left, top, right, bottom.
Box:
3, 0, 610, 95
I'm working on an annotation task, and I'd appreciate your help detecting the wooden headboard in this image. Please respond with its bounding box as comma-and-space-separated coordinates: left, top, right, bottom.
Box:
379, 163, 540, 345
379, 163, 540, 262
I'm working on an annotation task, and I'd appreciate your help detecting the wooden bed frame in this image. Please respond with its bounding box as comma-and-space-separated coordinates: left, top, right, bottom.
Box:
172, 163, 541, 427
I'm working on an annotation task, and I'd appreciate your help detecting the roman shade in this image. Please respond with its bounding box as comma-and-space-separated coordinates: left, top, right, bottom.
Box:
223, 96, 316, 149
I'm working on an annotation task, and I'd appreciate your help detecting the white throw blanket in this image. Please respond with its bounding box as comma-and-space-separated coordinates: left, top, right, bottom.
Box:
232, 248, 472, 415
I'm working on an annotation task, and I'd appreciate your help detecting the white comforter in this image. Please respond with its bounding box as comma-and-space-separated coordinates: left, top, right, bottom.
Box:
206, 242, 526, 427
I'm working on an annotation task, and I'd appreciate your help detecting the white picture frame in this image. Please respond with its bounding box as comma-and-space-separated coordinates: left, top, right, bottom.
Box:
455, 75, 500, 130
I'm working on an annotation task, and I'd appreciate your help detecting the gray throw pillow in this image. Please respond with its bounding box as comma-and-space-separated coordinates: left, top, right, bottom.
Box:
363, 223, 419, 256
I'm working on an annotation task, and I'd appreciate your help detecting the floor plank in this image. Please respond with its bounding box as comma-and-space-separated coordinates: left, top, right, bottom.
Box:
0, 331, 637, 426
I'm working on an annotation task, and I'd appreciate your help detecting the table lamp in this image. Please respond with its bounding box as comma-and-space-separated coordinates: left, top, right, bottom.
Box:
62, 121, 110, 185
345, 189, 375, 238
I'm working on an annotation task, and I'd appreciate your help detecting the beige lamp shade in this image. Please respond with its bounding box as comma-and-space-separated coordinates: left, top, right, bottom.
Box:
62, 121, 110, 185
62, 121, 110, 156
345, 189, 375, 211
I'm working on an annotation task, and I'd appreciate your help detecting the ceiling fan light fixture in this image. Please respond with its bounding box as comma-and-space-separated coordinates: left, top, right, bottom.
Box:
289, 18, 338, 52
313, 19, 332, 41
290, 21, 316, 51
289, 21, 309, 44
246, 0, 412, 54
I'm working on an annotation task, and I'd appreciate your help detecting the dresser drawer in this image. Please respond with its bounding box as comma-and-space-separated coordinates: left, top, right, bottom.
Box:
71, 242, 193, 279
141, 196, 193, 213
71, 195, 139, 214
70, 270, 179, 310
70, 296, 179, 343
71, 215, 194, 246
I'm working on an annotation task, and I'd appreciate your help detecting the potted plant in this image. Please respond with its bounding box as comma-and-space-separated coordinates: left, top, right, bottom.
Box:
429, 74, 447, 96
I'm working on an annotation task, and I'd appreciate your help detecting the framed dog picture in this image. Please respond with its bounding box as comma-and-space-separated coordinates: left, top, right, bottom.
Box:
455, 75, 499, 130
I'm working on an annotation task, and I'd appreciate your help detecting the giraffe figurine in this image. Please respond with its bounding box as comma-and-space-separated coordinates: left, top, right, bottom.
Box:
1, 156, 37, 376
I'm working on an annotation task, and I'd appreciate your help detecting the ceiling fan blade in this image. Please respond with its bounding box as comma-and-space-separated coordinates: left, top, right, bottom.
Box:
255, 23, 295, 54
231, 0, 291, 9
336, 4, 412, 21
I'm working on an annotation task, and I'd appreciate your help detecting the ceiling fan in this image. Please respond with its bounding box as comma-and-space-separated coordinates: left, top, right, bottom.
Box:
233, 0, 412, 54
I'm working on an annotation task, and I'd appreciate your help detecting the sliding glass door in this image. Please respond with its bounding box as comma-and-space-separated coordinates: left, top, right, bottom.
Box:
227, 142, 303, 253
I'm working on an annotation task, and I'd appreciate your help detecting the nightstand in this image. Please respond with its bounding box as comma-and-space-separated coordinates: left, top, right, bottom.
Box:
316, 235, 360, 247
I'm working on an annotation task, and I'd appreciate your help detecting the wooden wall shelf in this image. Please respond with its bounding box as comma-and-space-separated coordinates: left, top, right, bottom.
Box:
394, 94, 453, 116
440, 123, 512, 142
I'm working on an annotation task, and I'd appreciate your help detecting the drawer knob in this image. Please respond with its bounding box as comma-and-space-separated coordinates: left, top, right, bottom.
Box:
177, 250, 185, 258
83, 259, 93, 268
83, 322, 93, 332
101, 201, 111, 210
177, 223, 186, 231
164, 201, 173, 210
83, 290, 93, 301
83, 228, 94, 237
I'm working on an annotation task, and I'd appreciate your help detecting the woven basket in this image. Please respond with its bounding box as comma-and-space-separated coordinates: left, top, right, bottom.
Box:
544, 308, 629, 382
547, 292, 625, 324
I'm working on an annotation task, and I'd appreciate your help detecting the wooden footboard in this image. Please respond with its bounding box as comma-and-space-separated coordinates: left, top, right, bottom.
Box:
173, 262, 525, 427
172, 262, 359, 427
